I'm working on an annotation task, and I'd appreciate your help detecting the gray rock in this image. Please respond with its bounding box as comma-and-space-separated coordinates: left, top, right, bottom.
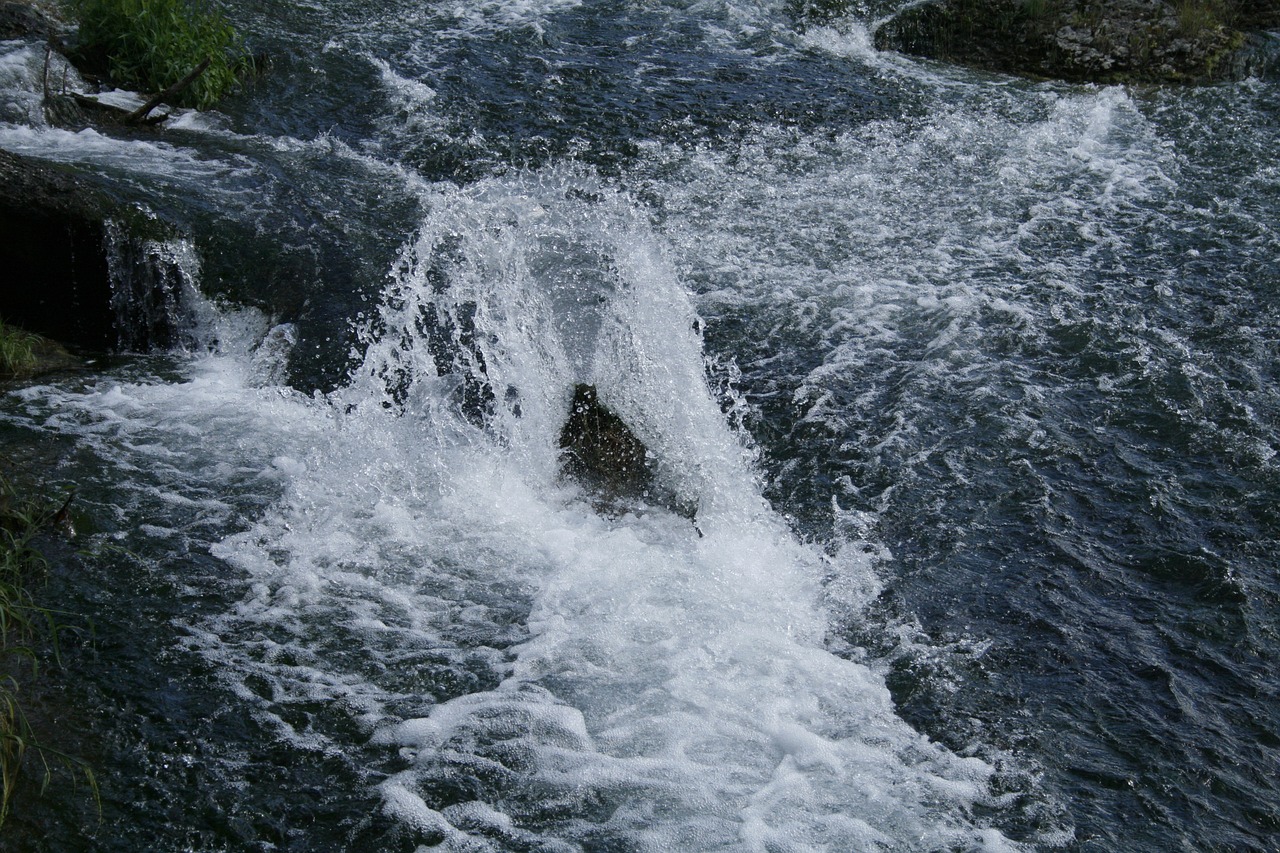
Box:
0, 0, 63, 40
874, 0, 1277, 84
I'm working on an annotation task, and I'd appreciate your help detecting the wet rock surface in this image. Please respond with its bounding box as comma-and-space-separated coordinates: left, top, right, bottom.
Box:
0, 148, 120, 349
0, 0, 61, 40
559, 384, 657, 507
875, 0, 1279, 84
0, 149, 189, 351
557, 384, 702, 527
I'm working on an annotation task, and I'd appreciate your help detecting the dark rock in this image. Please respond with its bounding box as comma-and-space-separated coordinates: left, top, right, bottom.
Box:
0, 0, 62, 40
1233, 4, 1280, 29
0, 148, 183, 351
559, 384, 656, 508
558, 386, 706, 525
41, 93, 92, 129
874, 0, 1278, 84
26, 334, 81, 374
558, 384, 702, 527
0, 329, 82, 381
0, 149, 117, 349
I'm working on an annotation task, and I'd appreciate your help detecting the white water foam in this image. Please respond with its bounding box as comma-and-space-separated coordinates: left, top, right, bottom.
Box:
0, 38, 233, 175
1, 19, 1024, 836
643, 84, 1178, 453
1, 167, 1023, 849
174, 168, 1020, 850
0, 39, 57, 126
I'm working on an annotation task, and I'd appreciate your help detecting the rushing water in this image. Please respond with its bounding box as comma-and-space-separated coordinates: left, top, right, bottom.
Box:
2, 1, 1278, 851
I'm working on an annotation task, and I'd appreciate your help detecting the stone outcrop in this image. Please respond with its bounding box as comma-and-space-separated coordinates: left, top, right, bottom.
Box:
874, 0, 1279, 84
1, 149, 120, 349
559, 384, 657, 506
0, 329, 80, 380
0, 0, 61, 40
557, 384, 702, 526
0, 4, 123, 349
0, 149, 184, 351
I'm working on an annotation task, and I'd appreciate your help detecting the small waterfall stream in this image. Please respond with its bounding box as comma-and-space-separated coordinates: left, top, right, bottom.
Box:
2, 1, 1277, 850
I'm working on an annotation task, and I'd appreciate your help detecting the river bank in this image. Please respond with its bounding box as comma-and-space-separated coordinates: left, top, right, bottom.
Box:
874, 0, 1280, 83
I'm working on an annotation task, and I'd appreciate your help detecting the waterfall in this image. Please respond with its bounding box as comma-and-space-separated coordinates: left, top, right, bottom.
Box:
7, 0, 1273, 848
193, 168, 1020, 850
103, 222, 208, 352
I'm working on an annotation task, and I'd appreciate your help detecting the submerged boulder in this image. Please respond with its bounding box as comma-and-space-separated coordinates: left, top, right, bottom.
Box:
558, 384, 701, 527
559, 384, 657, 507
874, 0, 1278, 84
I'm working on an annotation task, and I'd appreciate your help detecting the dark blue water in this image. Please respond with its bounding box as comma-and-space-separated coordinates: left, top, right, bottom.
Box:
2, 1, 1278, 851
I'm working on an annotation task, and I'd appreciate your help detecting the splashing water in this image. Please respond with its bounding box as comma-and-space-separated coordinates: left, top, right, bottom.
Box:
182, 170, 1018, 850
4, 0, 1275, 849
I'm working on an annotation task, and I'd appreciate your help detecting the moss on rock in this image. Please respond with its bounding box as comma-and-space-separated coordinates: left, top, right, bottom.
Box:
0, 319, 80, 380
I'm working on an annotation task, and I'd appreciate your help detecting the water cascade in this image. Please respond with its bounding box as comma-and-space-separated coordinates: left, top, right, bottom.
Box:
1, 1, 1277, 850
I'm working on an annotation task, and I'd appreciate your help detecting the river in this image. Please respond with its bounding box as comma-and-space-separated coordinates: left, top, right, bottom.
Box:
1, 1, 1277, 850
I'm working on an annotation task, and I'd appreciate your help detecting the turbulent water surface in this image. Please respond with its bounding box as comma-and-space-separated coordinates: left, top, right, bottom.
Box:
2, 1, 1278, 851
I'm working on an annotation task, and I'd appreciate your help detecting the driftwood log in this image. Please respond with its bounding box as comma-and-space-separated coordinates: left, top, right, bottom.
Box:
124, 57, 211, 123
60, 57, 212, 126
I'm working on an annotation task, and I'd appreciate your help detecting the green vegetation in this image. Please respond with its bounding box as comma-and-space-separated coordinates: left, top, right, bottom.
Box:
0, 318, 41, 380
0, 319, 78, 380
69, 0, 253, 109
1175, 0, 1229, 36
1, 474, 95, 827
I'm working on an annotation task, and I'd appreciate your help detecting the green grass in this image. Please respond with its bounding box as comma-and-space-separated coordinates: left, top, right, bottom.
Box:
69, 0, 253, 109
1174, 0, 1229, 36
0, 474, 96, 828
0, 318, 41, 380
1019, 0, 1059, 23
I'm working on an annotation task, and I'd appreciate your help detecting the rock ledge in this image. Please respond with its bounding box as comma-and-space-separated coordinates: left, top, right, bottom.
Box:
874, 0, 1280, 84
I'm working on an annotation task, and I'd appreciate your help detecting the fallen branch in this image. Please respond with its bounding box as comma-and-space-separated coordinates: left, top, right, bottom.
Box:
124, 57, 212, 124
66, 92, 164, 126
